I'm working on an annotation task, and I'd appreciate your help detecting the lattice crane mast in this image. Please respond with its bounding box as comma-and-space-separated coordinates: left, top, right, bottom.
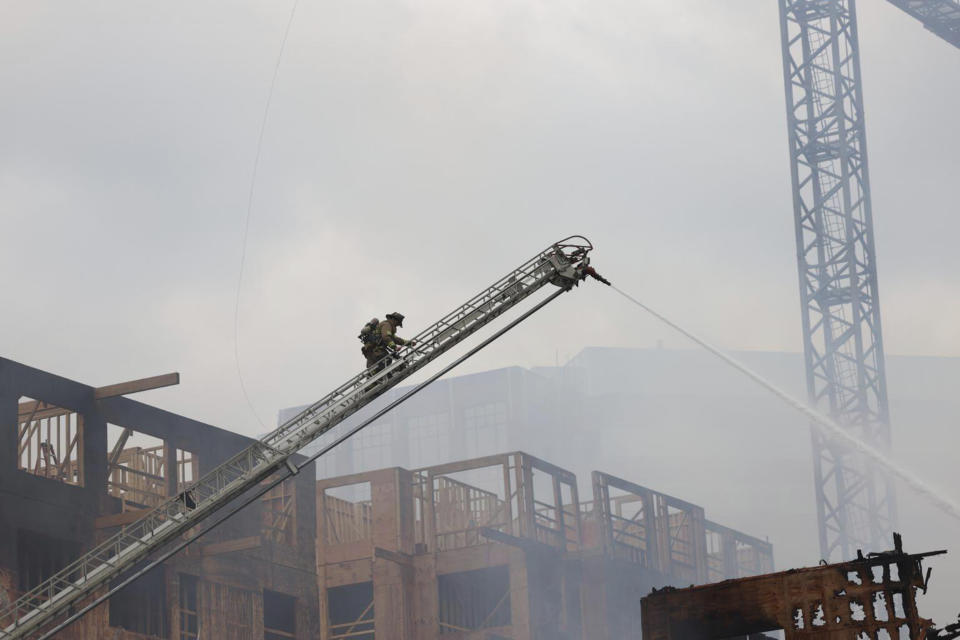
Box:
778, 0, 897, 562
0, 236, 601, 639
778, 0, 957, 563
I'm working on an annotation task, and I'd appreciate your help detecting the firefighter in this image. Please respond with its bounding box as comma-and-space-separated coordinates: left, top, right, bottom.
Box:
361, 312, 416, 369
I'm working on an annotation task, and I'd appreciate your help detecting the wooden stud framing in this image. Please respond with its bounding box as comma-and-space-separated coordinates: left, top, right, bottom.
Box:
16, 397, 84, 486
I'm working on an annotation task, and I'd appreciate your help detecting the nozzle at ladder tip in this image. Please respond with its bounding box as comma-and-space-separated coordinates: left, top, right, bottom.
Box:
582, 265, 611, 286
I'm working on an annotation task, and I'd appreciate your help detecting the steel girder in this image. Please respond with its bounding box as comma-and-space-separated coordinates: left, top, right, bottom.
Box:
887, 0, 960, 48
778, 0, 896, 562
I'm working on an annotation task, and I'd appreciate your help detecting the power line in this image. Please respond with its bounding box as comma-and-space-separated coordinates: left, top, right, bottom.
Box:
233, 0, 301, 430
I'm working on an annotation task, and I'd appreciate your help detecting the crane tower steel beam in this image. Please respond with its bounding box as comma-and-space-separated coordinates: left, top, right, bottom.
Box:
778, 0, 896, 561
886, 0, 960, 48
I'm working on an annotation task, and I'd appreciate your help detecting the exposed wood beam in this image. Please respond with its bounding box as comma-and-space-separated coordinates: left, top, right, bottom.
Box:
201, 536, 262, 556
374, 546, 412, 567
479, 526, 555, 556
17, 401, 45, 451
18, 405, 71, 421
108, 428, 133, 467
57, 430, 81, 477
17, 372, 180, 418
264, 497, 296, 543
94, 372, 180, 400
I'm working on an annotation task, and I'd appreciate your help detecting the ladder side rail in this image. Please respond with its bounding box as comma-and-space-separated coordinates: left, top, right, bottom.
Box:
5, 266, 534, 634
260, 245, 560, 452
272, 254, 558, 457
0, 238, 591, 639
263, 245, 556, 447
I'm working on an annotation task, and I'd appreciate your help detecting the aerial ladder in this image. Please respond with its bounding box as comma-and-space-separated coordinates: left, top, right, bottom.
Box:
0, 236, 603, 639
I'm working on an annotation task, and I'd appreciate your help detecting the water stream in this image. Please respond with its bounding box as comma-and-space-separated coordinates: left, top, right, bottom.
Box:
611, 285, 960, 522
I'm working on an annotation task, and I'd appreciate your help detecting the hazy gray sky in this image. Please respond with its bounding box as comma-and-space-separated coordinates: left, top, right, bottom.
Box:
4, 1, 958, 428
2, 0, 959, 612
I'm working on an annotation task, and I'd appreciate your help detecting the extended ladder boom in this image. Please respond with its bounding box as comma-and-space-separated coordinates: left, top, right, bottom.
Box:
0, 235, 597, 639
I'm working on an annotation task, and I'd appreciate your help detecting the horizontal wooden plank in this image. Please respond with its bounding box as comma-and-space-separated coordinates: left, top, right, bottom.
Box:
374, 547, 412, 567
323, 558, 373, 587
94, 372, 180, 399
704, 519, 773, 551
316, 467, 397, 491
416, 452, 512, 477
435, 544, 515, 575
322, 540, 374, 565
201, 536, 262, 556
17, 402, 74, 421
17, 373, 180, 418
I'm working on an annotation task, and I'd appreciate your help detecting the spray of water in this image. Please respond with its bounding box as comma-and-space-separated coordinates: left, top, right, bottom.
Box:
610, 285, 960, 523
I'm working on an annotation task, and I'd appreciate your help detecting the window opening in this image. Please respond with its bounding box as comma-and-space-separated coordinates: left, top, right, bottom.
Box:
850, 599, 866, 621
429, 467, 508, 551
16, 529, 80, 592
106, 424, 167, 509
438, 565, 511, 634
892, 592, 906, 619
811, 602, 826, 626
706, 528, 725, 582
559, 480, 580, 550
177, 448, 197, 487
178, 574, 199, 640
874, 591, 890, 621
109, 566, 167, 637
734, 538, 771, 577
531, 466, 563, 547
323, 483, 372, 545
793, 608, 805, 630
206, 582, 254, 639
871, 565, 885, 584
328, 581, 374, 640
17, 396, 83, 486
606, 485, 650, 566
264, 589, 296, 640
665, 503, 698, 582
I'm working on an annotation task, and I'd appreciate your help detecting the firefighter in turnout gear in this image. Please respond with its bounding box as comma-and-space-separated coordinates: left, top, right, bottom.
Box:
360, 312, 416, 369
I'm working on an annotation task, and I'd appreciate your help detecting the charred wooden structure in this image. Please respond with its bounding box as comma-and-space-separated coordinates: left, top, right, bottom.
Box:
640, 533, 945, 640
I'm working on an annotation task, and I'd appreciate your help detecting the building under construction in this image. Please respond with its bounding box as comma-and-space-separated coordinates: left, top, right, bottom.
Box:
0, 357, 320, 639
1, 356, 774, 639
